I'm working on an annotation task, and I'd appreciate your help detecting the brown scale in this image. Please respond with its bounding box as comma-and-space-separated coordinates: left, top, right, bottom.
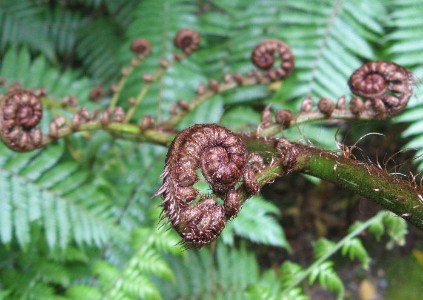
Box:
156, 124, 264, 248
174, 29, 200, 55
0, 90, 44, 152
251, 39, 295, 81
348, 61, 414, 116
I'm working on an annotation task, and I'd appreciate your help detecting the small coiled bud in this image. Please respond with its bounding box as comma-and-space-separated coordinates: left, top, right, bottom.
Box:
275, 109, 292, 128
140, 115, 154, 131
177, 100, 190, 111
301, 96, 313, 112
90, 86, 105, 101
318, 98, 335, 116
112, 107, 125, 123
208, 79, 220, 93
251, 39, 295, 81
349, 97, 365, 115
174, 29, 201, 55
130, 39, 152, 57
348, 61, 413, 116
142, 74, 154, 83
0, 90, 44, 152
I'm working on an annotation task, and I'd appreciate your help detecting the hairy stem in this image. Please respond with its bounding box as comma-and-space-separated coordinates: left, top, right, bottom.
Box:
242, 139, 423, 230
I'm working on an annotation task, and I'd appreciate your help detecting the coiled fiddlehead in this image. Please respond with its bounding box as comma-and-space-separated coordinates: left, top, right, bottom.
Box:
348, 61, 414, 116
251, 39, 295, 81
174, 29, 200, 55
130, 39, 152, 57
0, 90, 43, 152
157, 124, 264, 248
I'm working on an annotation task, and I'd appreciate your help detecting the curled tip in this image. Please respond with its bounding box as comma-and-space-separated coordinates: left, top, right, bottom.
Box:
251, 39, 295, 81
348, 61, 413, 116
174, 29, 201, 54
158, 124, 264, 247
0, 90, 44, 152
130, 39, 152, 57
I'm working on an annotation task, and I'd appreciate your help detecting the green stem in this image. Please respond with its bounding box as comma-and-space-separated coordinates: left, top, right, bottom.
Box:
42, 121, 173, 147
238, 138, 423, 230
259, 109, 377, 137
161, 76, 272, 129
124, 68, 165, 122
284, 211, 387, 292
109, 72, 131, 109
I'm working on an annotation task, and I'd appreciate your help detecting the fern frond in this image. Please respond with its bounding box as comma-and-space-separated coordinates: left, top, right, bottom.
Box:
386, 0, 423, 170
0, 0, 55, 60
0, 47, 92, 106
96, 226, 181, 300
222, 195, 290, 249
161, 243, 268, 300
0, 143, 119, 249
76, 17, 123, 84
117, 0, 203, 121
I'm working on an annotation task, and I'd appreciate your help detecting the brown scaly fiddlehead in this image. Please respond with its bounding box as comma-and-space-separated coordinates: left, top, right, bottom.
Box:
251, 39, 295, 81
0, 90, 43, 152
174, 29, 201, 55
130, 38, 152, 57
156, 124, 264, 248
348, 61, 414, 116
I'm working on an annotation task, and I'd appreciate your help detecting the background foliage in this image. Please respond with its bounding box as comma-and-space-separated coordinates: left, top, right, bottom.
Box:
0, 0, 422, 299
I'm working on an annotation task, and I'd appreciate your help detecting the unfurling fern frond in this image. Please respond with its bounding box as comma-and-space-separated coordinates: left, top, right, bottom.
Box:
116, 0, 203, 121
0, 47, 118, 249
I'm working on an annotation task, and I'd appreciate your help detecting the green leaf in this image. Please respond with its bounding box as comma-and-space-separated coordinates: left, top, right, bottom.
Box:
222, 195, 291, 250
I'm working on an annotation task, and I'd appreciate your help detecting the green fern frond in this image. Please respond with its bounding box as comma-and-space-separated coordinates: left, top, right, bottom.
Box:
162, 243, 266, 300
40, 7, 86, 57
0, 47, 92, 105
0, 0, 55, 60
222, 195, 291, 250
0, 142, 119, 249
386, 0, 423, 170
76, 17, 123, 84
96, 226, 181, 300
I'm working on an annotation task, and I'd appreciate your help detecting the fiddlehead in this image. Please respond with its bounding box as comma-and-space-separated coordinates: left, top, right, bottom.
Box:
348, 61, 414, 116
174, 29, 201, 55
130, 38, 152, 57
0, 90, 43, 152
251, 39, 295, 81
157, 124, 264, 248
